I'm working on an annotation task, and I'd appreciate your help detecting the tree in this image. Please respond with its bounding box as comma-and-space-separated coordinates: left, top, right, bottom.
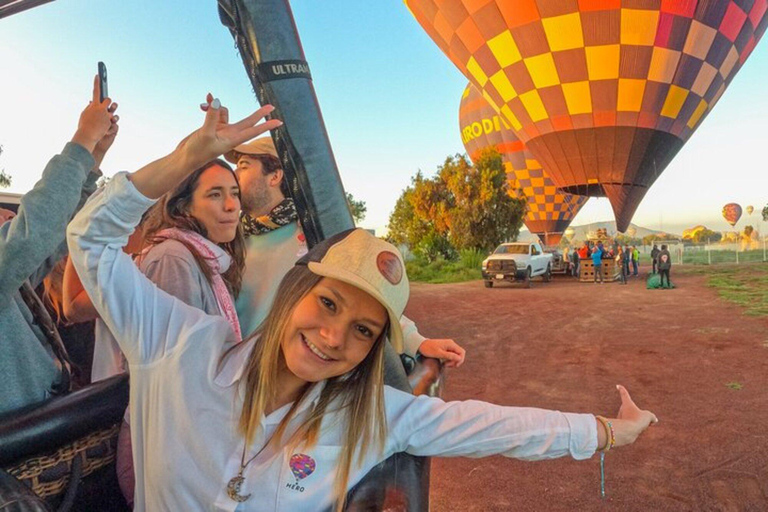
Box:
346, 192, 367, 225
437, 149, 526, 251
615, 234, 642, 246
691, 228, 721, 244
642, 233, 682, 245
387, 175, 433, 247
388, 148, 526, 256
762, 204, 768, 222
387, 176, 452, 261
0, 145, 11, 188
0, 169, 10, 189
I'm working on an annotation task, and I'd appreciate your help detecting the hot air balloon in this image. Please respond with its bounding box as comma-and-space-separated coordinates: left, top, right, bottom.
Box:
746, 205, 754, 215
722, 202, 742, 227
406, 0, 768, 231
460, 83, 587, 246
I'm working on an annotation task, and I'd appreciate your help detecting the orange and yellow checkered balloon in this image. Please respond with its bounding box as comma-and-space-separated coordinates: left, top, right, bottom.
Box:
406, 0, 767, 231
459, 83, 586, 246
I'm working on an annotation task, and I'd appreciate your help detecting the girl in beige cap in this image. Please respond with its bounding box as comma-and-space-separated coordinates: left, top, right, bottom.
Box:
68, 97, 657, 512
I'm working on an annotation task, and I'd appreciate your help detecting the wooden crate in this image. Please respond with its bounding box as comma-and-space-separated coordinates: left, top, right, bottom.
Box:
578, 258, 620, 282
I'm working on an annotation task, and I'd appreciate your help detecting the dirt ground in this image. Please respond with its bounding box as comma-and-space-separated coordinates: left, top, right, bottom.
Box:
404, 265, 768, 511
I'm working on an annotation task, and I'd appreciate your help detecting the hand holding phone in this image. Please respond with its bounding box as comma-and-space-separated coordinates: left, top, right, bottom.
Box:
98, 62, 108, 103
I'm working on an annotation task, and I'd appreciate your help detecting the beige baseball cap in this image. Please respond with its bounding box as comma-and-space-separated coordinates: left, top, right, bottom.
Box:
296, 229, 409, 353
224, 136, 278, 164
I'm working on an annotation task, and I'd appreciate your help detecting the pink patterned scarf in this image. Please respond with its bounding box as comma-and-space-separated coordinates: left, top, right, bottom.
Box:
151, 228, 242, 341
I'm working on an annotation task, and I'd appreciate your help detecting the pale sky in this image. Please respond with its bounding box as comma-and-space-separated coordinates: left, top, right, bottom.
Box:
1, 0, 766, 236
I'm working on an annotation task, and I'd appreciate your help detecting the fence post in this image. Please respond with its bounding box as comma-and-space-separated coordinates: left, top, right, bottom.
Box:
736, 248, 739, 265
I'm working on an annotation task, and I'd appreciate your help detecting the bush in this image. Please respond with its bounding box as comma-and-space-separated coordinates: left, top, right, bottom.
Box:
414, 232, 457, 263
459, 248, 485, 269
405, 252, 483, 284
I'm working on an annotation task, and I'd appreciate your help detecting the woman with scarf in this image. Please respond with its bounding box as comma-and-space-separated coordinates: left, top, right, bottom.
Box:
64, 156, 245, 506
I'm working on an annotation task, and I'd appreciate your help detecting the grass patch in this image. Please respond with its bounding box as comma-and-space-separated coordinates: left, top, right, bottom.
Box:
406, 256, 482, 284
684, 263, 768, 317
725, 382, 743, 390
682, 249, 766, 265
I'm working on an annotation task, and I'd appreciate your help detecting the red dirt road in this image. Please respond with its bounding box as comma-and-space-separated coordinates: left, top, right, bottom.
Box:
404, 266, 768, 511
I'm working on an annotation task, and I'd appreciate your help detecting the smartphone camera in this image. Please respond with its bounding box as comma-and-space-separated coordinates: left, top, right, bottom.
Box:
98, 62, 108, 103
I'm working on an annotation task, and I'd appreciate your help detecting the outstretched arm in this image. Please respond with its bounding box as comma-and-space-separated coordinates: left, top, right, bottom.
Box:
386, 385, 656, 461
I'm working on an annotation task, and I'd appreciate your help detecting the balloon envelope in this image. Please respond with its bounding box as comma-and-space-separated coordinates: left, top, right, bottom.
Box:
746, 205, 754, 215
722, 203, 742, 227
406, 0, 768, 231
459, 83, 587, 246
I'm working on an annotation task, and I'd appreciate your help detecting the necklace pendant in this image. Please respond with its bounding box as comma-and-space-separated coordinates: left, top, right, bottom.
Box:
227, 473, 252, 503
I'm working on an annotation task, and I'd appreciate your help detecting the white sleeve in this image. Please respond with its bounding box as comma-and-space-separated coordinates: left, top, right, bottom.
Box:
384, 387, 597, 461
67, 172, 218, 366
398, 315, 426, 358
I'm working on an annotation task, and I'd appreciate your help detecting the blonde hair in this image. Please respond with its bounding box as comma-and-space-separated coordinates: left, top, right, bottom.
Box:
237, 265, 388, 511
42, 257, 67, 324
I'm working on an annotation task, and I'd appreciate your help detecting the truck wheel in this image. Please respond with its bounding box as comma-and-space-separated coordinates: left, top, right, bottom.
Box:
525, 268, 532, 288
543, 264, 552, 282
484, 281, 493, 288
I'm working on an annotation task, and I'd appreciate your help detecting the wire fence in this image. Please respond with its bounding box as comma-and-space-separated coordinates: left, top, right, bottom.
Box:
674, 239, 768, 265
602, 239, 768, 266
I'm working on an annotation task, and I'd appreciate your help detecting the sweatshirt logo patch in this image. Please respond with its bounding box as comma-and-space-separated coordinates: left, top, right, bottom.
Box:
286, 453, 315, 492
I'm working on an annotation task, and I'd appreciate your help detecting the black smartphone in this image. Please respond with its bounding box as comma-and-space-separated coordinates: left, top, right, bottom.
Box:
98, 62, 108, 102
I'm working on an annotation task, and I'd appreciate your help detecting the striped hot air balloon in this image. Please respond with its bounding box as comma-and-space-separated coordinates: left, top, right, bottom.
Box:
722, 202, 742, 226
460, 83, 587, 246
406, 0, 768, 231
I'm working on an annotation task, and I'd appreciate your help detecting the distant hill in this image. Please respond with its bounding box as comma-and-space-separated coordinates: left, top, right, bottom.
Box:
519, 221, 675, 242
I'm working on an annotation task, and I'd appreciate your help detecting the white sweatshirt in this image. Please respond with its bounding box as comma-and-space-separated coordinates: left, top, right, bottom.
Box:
67, 172, 597, 512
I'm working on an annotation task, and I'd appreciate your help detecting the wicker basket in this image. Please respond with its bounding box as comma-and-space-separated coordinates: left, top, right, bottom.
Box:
6, 423, 120, 500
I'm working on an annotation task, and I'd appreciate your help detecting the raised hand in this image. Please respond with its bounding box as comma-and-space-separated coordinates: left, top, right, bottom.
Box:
92, 103, 120, 170
177, 94, 282, 170
72, 75, 115, 154
129, 95, 281, 200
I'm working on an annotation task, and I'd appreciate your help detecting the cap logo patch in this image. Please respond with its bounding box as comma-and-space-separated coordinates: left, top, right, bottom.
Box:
377, 251, 403, 285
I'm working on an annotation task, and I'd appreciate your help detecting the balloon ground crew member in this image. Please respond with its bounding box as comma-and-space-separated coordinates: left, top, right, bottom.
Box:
651, 244, 660, 274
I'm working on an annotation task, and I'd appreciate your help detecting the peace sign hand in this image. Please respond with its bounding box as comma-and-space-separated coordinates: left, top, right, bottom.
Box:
178, 94, 282, 169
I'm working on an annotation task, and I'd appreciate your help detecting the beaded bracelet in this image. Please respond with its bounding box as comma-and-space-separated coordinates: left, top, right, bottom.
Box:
606, 420, 616, 450
595, 416, 614, 452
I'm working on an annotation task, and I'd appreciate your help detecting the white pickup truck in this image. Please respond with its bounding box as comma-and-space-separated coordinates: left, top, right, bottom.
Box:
481, 242, 553, 288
